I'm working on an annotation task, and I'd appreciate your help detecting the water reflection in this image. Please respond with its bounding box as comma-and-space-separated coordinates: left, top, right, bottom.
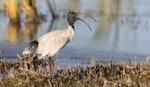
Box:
67, 0, 79, 11
0, 0, 150, 61
22, 22, 38, 42
101, 0, 120, 16
6, 22, 20, 44
92, 0, 135, 52
96, 0, 121, 37
47, 19, 57, 32
92, 0, 121, 50
5, 21, 39, 44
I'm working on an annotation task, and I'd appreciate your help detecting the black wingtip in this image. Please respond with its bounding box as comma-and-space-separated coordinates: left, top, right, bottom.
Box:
23, 40, 39, 56
29, 40, 38, 46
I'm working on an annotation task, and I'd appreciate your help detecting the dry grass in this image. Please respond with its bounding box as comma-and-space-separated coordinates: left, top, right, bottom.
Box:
0, 56, 149, 87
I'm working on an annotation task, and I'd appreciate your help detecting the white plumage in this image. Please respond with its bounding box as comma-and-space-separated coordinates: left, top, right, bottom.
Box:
37, 26, 74, 59
23, 11, 94, 59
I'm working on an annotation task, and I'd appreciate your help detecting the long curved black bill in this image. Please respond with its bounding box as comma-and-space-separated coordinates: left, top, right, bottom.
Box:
78, 13, 97, 22
78, 18, 92, 31
85, 14, 97, 22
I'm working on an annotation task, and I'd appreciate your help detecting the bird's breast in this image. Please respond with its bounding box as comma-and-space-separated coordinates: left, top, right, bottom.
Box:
67, 26, 75, 42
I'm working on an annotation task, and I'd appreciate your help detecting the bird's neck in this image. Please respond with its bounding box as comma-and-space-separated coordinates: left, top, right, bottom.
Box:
67, 26, 75, 41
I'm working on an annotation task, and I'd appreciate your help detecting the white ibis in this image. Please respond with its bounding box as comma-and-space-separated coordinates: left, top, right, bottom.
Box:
23, 11, 96, 60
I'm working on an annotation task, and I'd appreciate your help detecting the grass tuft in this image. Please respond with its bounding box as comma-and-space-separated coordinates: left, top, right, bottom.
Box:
0, 56, 149, 87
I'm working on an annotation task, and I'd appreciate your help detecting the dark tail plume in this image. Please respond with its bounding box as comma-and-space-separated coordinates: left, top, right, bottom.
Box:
23, 40, 38, 57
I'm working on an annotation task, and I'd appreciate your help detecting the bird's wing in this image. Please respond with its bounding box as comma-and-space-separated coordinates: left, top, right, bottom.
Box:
22, 40, 38, 56
37, 30, 69, 55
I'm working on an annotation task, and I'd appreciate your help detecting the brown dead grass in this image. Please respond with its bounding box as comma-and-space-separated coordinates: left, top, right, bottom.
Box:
0, 56, 149, 87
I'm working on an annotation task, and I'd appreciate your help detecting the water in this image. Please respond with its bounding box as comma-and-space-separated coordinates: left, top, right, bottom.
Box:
0, 0, 150, 64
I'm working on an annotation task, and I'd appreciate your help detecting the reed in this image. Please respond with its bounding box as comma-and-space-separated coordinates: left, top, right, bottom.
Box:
4, 0, 20, 23
21, 0, 38, 22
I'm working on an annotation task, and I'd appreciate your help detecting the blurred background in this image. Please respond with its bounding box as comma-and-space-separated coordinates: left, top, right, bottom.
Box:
0, 0, 150, 64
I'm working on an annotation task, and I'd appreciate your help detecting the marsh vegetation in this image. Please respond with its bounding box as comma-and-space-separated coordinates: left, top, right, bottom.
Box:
0, 0, 150, 86
0, 57, 150, 87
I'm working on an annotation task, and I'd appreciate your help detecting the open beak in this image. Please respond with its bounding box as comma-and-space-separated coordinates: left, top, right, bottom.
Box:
77, 13, 97, 32
78, 13, 97, 22
78, 18, 92, 31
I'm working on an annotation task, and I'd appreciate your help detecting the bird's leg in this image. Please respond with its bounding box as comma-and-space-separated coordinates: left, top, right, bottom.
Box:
32, 56, 40, 71
48, 57, 52, 61
48, 57, 53, 67
48, 57, 58, 75
49, 56, 56, 61
48, 57, 54, 75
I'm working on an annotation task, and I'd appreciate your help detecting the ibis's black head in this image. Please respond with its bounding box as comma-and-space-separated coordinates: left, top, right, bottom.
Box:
67, 11, 79, 28
67, 11, 96, 31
